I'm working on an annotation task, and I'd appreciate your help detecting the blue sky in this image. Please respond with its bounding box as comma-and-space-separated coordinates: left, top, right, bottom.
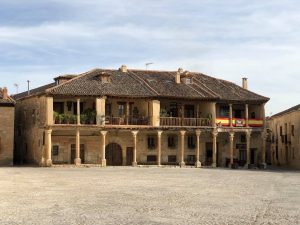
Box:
0, 0, 299, 115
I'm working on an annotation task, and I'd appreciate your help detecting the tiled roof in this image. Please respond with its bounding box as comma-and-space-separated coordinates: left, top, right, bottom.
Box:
16, 68, 270, 103
0, 88, 15, 106
12, 83, 56, 100
270, 104, 300, 118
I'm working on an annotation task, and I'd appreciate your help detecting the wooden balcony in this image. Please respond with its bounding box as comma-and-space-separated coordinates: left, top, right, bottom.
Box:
216, 118, 263, 127
160, 117, 211, 127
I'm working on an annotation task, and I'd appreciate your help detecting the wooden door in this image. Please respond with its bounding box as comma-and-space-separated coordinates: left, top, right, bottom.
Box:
126, 147, 133, 166
106, 143, 123, 166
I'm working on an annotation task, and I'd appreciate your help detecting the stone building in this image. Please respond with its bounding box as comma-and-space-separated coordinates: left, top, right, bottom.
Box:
14, 66, 269, 168
267, 104, 300, 169
0, 87, 15, 165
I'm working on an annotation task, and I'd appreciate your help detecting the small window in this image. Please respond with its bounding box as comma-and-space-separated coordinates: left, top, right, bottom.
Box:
185, 78, 192, 84
168, 155, 177, 163
147, 155, 157, 162
52, 145, 59, 156
280, 126, 283, 136
168, 135, 176, 148
187, 135, 196, 149
291, 125, 295, 136
187, 155, 195, 163
147, 136, 156, 149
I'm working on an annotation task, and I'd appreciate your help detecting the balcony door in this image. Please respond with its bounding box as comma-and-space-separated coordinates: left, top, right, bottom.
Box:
185, 105, 195, 118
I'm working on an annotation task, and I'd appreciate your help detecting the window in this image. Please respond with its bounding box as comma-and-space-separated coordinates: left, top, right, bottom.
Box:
168, 155, 177, 163
187, 155, 195, 164
147, 136, 156, 149
168, 135, 176, 148
239, 149, 246, 161
118, 103, 125, 116
280, 126, 283, 136
291, 125, 295, 136
220, 106, 229, 117
52, 145, 59, 156
105, 103, 112, 116
185, 78, 192, 84
169, 102, 178, 117
147, 155, 157, 162
187, 135, 196, 149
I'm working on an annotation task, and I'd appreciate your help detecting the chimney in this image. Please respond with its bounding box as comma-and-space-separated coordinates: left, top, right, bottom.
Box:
119, 65, 128, 73
242, 77, 248, 89
2, 87, 8, 99
176, 68, 183, 84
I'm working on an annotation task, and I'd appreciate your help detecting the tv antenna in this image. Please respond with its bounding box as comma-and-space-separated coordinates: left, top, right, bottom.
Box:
145, 62, 154, 70
14, 83, 19, 94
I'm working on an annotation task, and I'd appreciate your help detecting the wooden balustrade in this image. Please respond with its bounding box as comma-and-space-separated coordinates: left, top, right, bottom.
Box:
160, 117, 211, 127
105, 116, 150, 125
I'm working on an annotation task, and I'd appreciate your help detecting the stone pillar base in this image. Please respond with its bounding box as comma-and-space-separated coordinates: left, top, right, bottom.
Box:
211, 163, 217, 168
101, 159, 106, 167
195, 161, 201, 168
132, 162, 138, 167
244, 163, 250, 169
260, 163, 267, 169
179, 162, 185, 167
74, 158, 81, 166
45, 159, 52, 167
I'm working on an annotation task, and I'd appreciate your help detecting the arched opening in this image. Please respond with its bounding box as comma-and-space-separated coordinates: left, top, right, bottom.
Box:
105, 143, 123, 166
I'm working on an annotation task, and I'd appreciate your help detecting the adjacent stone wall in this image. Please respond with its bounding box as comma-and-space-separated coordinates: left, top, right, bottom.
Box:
0, 106, 14, 165
268, 110, 300, 169
14, 96, 48, 164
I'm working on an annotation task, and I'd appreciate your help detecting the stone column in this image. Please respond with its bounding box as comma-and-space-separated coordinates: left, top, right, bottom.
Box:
229, 104, 233, 127
211, 102, 217, 127
74, 129, 81, 165
100, 131, 107, 167
261, 103, 266, 128
96, 97, 106, 125
212, 130, 218, 167
261, 132, 267, 168
229, 131, 235, 168
45, 129, 52, 167
179, 130, 186, 167
246, 131, 251, 168
126, 102, 130, 125
157, 131, 163, 166
132, 131, 139, 167
77, 98, 81, 125
195, 129, 201, 168
245, 104, 249, 127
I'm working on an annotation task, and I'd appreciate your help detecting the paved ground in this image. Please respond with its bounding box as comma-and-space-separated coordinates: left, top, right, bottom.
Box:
0, 167, 299, 225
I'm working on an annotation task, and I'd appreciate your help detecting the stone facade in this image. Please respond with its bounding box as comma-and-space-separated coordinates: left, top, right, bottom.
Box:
267, 105, 300, 169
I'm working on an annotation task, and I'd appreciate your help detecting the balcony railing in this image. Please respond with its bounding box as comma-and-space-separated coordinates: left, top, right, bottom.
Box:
105, 116, 150, 125
160, 117, 211, 126
216, 118, 263, 127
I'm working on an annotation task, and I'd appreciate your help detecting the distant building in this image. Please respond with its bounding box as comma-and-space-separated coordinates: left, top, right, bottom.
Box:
13, 66, 269, 168
0, 87, 15, 165
267, 105, 300, 169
